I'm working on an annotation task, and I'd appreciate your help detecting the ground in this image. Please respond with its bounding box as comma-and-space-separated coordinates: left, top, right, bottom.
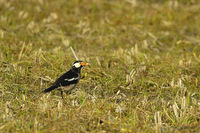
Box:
0, 0, 200, 132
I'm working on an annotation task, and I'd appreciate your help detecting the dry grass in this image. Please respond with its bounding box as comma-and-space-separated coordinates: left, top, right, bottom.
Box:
1, 0, 200, 132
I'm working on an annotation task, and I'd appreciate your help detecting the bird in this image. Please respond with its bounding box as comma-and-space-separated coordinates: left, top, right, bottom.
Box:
43, 60, 88, 98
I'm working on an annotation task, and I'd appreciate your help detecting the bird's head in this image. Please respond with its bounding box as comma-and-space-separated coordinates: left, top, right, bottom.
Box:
72, 60, 88, 69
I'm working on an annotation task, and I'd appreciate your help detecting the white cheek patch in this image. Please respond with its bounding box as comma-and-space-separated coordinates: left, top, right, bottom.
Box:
74, 62, 81, 68
64, 77, 78, 81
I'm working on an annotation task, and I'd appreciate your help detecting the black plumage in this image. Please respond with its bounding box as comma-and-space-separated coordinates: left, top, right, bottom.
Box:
43, 61, 88, 98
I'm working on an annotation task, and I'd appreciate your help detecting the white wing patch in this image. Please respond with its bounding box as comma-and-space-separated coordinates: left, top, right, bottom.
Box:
64, 77, 78, 81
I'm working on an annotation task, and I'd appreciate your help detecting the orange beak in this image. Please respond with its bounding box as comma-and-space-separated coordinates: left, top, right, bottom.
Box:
80, 62, 88, 66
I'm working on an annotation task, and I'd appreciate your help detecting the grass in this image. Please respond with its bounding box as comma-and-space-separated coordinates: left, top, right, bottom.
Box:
1, 0, 200, 132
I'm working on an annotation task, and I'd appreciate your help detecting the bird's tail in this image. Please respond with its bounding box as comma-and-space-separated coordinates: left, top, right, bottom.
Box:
43, 86, 57, 93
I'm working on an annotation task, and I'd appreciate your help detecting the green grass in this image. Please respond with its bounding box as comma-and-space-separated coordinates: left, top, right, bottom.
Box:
1, 0, 200, 132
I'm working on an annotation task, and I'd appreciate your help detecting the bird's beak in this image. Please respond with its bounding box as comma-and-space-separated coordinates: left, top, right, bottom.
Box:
80, 62, 88, 66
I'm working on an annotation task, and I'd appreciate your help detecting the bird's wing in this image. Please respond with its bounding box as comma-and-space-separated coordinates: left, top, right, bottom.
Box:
53, 70, 80, 86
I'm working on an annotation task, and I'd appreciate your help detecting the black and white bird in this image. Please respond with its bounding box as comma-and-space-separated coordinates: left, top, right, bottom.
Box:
43, 61, 88, 98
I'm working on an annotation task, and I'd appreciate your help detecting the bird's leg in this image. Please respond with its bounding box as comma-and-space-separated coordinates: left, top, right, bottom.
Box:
61, 91, 64, 99
60, 86, 66, 99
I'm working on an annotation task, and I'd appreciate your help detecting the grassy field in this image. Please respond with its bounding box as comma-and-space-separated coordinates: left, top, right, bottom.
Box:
1, 0, 200, 132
